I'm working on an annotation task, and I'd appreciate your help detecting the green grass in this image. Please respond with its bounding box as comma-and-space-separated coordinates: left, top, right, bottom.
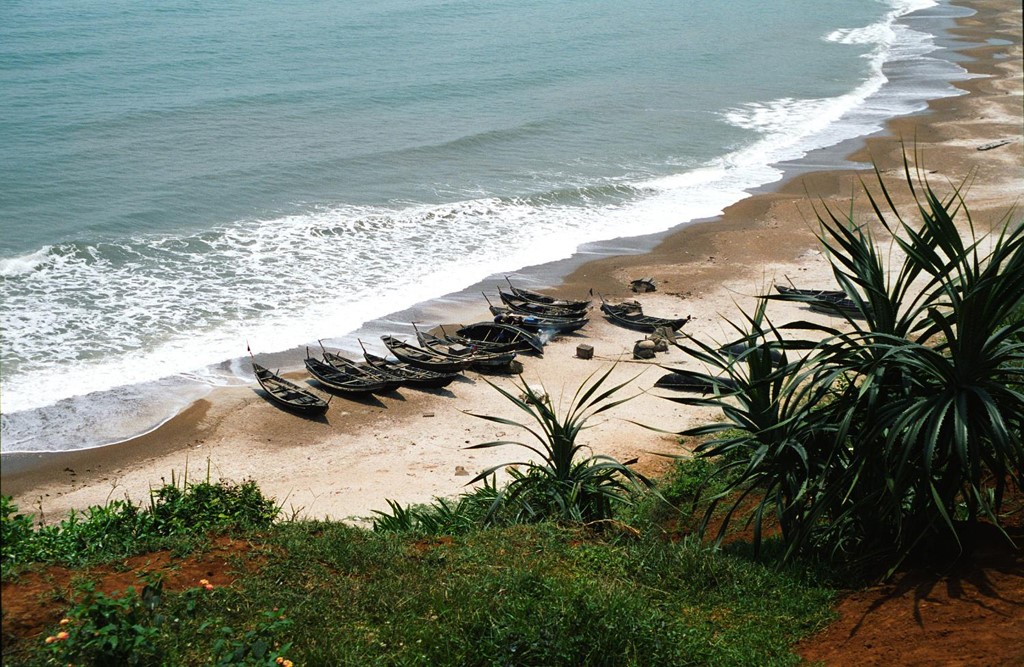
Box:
2, 476, 278, 577
245, 523, 833, 667
2, 481, 836, 667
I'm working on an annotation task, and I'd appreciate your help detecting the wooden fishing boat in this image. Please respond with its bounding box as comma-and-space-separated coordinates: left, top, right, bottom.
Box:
360, 347, 460, 389
807, 297, 865, 318
251, 362, 329, 415
496, 289, 590, 317
600, 297, 643, 314
305, 355, 398, 396
654, 371, 738, 394
450, 321, 545, 354
319, 350, 402, 393
600, 299, 691, 333
772, 284, 864, 318
381, 335, 472, 373
504, 277, 592, 310
420, 322, 535, 356
489, 293, 588, 320
774, 285, 846, 301
415, 328, 518, 367
488, 306, 588, 334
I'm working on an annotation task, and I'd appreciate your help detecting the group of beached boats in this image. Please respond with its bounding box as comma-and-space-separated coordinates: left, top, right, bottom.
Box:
250, 279, 596, 415
253, 278, 852, 413
251, 340, 465, 417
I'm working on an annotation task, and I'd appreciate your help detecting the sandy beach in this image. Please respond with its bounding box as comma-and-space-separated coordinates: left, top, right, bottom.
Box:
2, 0, 1021, 525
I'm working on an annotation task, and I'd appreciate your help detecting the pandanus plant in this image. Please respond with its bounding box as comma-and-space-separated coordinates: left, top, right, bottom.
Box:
673, 151, 1023, 572
465, 367, 653, 524
659, 298, 843, 559
801, 159, 1024, 568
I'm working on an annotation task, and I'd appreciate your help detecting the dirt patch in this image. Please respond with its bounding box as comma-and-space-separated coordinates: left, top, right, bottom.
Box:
797, 530, 1024, 666
1, 536, 267, 650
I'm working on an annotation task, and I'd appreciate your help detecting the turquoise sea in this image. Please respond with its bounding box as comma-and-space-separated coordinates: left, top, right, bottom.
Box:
1, 0, 972, 452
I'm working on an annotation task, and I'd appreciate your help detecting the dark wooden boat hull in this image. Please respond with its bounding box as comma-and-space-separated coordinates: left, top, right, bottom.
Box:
416, 330, 518, 367
497, 289, 590, 318
504, 279, 591, 310
774, 285, 846, 301
454, 321, 545, 354
600, 302, 690, 332
654, 371, 738, 394
489, 307, 588, 334
305, 356, 396, 395
320, 352, 403, 393
605, 313, 689, 332
428, 324, 524, 355
362, 352, 459, 389
252, 362, 329, 415
807, 298, 865, 318
381, 335, 472, 373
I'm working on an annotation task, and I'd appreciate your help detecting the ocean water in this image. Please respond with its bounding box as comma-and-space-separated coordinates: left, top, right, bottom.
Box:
1, 0, 972, 453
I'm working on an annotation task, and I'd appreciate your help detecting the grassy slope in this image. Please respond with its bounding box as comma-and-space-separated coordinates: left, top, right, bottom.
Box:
2, 488, 835, 667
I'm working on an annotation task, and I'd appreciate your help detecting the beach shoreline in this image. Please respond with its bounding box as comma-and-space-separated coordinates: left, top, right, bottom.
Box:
3, 0, 1020, 523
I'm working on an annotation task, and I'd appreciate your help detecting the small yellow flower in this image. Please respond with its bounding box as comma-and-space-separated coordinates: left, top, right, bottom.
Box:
199, 579, 210, 586
283, 660, 293, 667
59, 618, 71, 626
56, 631, 70, 641
45, 636, 56, 644
276, 658, 285, 665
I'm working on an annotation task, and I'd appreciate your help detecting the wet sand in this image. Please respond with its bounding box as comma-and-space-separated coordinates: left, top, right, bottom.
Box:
3, 0, 1021, 524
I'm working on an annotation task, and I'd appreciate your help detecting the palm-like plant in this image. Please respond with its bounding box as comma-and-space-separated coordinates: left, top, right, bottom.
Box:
811, 163, 1022, 566
674, 152, 1023, 572
661, 299, 841, 558
465, 367, 653, 524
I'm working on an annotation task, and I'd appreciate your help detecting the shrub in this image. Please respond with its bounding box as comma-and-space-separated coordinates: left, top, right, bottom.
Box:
371, 480, 503, 534
660, 299, 840, 556
666, 155, 1024, 573
41, 578, 164, 667
1, 476, 279, 571
148, 476, 280, 534
1, 495, 36, 572
208, 608, 294, 666
465, 368, 654, 524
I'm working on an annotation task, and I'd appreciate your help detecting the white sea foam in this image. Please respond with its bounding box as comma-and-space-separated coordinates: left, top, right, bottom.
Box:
0, 197, 634, 416
0, 246, 56, 277
716, 0, 958, 181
